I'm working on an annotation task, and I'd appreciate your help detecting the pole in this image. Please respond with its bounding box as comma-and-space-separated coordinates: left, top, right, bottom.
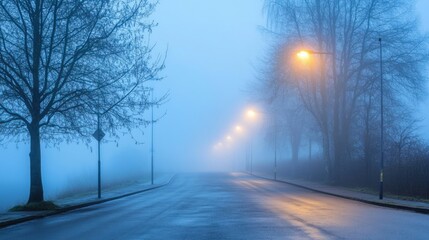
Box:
246, 143, 249, 172
250, 141, 253, 175
244, 145, 247, 172
273, 115, 277, 180
274, 132, 277, 181
379, 37, 384, 200
97, 113, 101, 199
151, 89, 154, 185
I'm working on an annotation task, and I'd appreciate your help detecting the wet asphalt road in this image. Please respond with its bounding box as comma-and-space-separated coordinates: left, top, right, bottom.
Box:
1, 172, 429, 240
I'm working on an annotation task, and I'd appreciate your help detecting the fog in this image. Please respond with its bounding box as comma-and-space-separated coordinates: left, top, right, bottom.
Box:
1, 0, 429, 212
0, 0, 267, 211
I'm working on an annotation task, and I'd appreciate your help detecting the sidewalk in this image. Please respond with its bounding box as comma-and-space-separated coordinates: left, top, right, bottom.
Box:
0, 174, 175, 229
257, 174, 429, 214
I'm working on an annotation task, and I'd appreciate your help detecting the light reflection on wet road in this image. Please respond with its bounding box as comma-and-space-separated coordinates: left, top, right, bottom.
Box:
1, 172, 429, 239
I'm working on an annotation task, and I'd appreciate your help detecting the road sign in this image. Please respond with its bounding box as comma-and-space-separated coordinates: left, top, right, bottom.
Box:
92, 128, 105, 141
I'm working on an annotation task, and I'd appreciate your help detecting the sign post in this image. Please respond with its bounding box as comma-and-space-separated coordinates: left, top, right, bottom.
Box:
93, 113, 105, 199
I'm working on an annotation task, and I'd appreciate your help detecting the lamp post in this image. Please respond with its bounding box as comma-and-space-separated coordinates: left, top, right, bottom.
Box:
245, 108, 277, 178
379, 38, 384, 200
246, 109, 257, 175
274, 114, 277, 181
274, 127, 277, 181
296, 48, 334, 181
234, 125, 243, 171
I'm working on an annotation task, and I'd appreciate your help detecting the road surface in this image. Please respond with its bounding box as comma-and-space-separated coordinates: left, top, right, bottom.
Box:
1, 172, 429, 239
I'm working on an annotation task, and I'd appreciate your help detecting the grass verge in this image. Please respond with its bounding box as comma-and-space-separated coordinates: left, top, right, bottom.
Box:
10, 201, 59, 212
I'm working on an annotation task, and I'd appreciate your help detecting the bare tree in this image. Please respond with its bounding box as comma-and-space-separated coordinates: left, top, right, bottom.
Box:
0, 0, 163, 204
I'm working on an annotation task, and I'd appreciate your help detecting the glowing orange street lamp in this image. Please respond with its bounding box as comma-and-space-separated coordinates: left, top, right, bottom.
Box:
296, 47, 335, 182
246, 109, 257, 119
297, 49, 331, 59
296, 50, 311, 60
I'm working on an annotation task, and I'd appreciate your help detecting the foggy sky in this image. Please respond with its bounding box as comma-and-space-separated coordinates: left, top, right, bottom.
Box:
150, 0, 267, 171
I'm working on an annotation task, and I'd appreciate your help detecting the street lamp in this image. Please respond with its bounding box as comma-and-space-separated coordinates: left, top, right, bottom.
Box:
235, 125, 243, 133
272, 115, 278, 181
247, 109, 257, 119
297, 44, 384, 197
296, 47, 334, 182
245, 108, 277, 179
296, 50, 311, 60
297, 49, 332, 58
245, 109, 258, 175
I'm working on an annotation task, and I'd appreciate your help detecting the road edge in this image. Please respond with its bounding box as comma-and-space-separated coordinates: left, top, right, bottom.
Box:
248, 173, 429, 215
0, 175, 176, 229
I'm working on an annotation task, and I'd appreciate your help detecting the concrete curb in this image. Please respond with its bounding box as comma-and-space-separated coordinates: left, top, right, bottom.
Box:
0, 175, 176, 229
249, 173, 429, 215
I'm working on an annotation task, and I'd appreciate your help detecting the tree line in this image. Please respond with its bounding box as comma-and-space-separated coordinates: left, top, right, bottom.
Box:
257, 0, 429, 198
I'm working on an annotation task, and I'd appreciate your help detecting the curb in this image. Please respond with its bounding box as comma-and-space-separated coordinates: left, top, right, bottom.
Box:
248, 173, 429, 215
0, 175, 176, 229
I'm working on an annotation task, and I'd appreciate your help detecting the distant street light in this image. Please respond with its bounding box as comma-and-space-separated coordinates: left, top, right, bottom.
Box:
235, 125, 243, 132
245, 109, 258, 175
273, 115, 278, 181
245, 107, 279, 180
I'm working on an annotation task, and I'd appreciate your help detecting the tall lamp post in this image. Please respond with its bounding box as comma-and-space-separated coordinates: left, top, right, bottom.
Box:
234, 125, 243, 171
297, 43, 384, 199
245, 108, 278, 178
274, 118, 277, 181
246, 109, 257, 174
296, 48, 334, 180
379, 38, 384, 200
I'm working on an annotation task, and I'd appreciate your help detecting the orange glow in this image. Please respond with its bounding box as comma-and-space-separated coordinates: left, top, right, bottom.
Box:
297, 50, 311, 60
246, 109, 257, 119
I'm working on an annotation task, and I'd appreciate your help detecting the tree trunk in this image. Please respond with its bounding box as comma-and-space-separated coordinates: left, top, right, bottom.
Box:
322, 132, 333, 182
27, 123, 44, 203
27, 0, 44, 204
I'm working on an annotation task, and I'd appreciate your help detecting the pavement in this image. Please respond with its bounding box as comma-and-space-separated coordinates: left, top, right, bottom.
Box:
2, 171, 429, 230
253, 173, 429, 214
1, 172, 429, 239
0, 174, 175, 229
